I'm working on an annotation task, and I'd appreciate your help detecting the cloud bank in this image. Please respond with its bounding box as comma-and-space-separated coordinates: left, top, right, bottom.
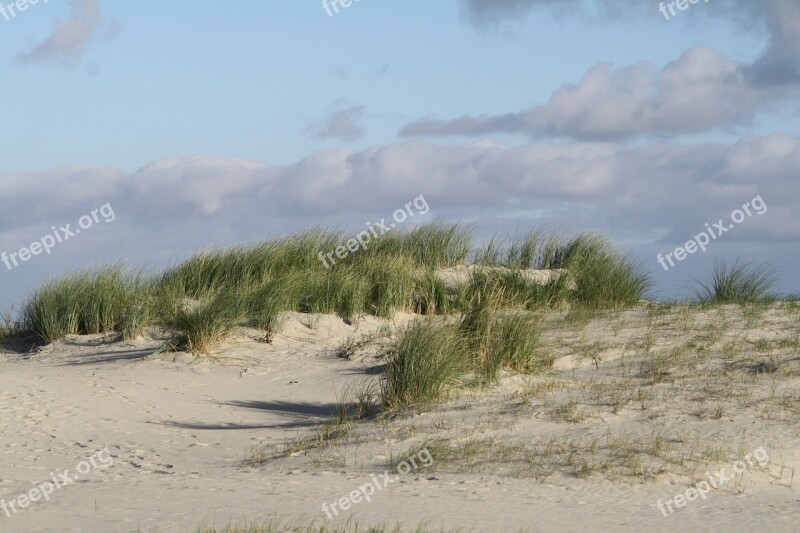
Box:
2, 135, 797, 247
413, 0, 800, 140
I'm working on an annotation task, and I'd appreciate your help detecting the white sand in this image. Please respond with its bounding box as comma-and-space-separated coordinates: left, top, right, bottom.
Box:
1, 307, 798, 532
435, 266, 575, 292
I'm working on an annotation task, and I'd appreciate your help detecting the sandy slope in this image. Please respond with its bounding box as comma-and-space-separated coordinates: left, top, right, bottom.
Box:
0, 307, 799, 532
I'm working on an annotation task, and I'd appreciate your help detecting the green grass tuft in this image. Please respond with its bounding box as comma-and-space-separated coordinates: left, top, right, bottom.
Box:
693, 259, 778, 304
171, 291, 245, 354
21, 266, 152, 343
382, 319, 468, 408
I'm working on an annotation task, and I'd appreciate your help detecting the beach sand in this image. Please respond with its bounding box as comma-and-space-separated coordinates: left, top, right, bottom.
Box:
1, 305, 798, 532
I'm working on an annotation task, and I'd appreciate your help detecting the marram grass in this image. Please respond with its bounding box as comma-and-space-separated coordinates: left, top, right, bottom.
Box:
692, 259, 778, 304
17, 223, 653, 350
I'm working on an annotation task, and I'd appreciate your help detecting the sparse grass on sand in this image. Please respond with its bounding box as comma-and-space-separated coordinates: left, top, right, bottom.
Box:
197, 520, 466, 533
0, 307, 20, 341
272, 301, 799, 490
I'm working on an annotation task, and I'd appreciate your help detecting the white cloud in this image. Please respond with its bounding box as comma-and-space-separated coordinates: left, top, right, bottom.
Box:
401, 47, 798, 140
16, 0, 117, 66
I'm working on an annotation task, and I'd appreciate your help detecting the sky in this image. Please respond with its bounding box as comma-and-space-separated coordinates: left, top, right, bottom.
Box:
1, 0, 799, 310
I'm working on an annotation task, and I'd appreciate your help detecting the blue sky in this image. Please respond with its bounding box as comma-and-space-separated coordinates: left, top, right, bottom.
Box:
1, 0, 799, 308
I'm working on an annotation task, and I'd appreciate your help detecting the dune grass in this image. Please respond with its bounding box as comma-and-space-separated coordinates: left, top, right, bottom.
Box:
361, 222, 472, 269
16, 223, 653, 350
458, 283, 547, 381
246, 278, 298, 342
383, 279, 549, 408
170, 291, 246, 354
18, 224, 472, 347
473, 231, 651, 308
382, 319, 468, 408
412, 268, 451, 315
693, 260, 778, 304
21, 266, 155, 343
562, 234, 651, 308
0, 308, 21, 341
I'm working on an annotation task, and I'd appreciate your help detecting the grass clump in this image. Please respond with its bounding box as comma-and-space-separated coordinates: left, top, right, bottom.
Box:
384, 282, 549, 408
493, 312, 550, 373
555, 234, 650, 308
116, 274, 155, 340
382, 319, 467, 408
473, 231, 651, 308
364, 255, 417, 317
246, 278, 298, 342
363, 222, 472, 269
0, 308, 21, 340
413, 268, 450, 315
171, 291, 245, 354
22, 267, 153, 343
22, 278, 81, 342
693, 260, 778, 304
459, 285, 545, 381
298, 267, 369, 322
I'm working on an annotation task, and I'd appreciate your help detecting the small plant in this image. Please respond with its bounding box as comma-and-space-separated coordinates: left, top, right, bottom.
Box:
22, 277, 79, 342
364, 255, 416, 317
692, 259, 778, 304
335, 377, 381, 421
459, 284, 505, 379
298, 268, 368, 323
246, 443, 269, 466
493, 312, 548, 373
383, 282, 548, 408
0, 307, 19, 340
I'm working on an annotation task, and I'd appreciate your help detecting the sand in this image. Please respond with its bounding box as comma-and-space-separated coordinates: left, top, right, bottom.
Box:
1, 305, 799, 532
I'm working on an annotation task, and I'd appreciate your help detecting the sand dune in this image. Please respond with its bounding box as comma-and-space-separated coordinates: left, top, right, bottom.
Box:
1, 304, 799, 532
